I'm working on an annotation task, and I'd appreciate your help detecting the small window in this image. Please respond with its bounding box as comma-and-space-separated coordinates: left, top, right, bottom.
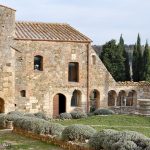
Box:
68, 62, 79, 82
92, 55, 96, 65
20, 90, 26, 97
34, 55, 43, 71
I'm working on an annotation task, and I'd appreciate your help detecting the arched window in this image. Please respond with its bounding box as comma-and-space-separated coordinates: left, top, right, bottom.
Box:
108, 90, 117, 106
92, 55, 96, 65
34, 55, 43, 71
68, 62, 79, 82
90, 89, 100, 112
20, 90, 26, 97
71, 90, 81, 106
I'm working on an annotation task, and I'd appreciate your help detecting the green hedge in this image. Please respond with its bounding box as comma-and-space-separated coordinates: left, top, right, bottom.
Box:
13, 116, 64, 136
62, 124, 96, 142
70, 111, 87, 119
94, 108, 114, 115
89, 129, 150, 150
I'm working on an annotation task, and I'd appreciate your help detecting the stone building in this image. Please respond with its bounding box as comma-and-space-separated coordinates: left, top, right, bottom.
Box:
0, 4, 150, 117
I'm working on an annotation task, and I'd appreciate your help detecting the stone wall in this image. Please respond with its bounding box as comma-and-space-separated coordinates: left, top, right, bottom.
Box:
89, 47, 116, 108
14, 40, 89, 117
0, 5, 15, 113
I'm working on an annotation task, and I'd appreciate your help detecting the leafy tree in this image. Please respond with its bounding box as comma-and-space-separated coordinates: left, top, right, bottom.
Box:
142, 41, 150, 81
132, 34, 142, 81
101, 39, 126, 81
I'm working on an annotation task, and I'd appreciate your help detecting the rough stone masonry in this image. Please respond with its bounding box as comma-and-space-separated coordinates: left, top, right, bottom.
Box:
0, 4, 150, 117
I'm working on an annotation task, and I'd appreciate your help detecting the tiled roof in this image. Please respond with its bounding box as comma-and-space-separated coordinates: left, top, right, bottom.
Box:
15, 22, 92, 42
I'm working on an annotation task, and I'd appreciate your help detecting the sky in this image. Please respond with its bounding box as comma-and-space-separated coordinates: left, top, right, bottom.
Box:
0, 0, 150, 45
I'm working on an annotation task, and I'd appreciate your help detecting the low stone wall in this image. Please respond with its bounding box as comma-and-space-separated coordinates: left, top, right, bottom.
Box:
138, 99, 150, 116
110, 106, 138, 114
13, 127, 92, 150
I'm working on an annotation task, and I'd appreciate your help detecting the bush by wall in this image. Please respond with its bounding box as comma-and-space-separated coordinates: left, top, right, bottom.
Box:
89, 129, 150, 150
34, 112, 47, 120
59, 113, 72, 120
24, 113, 35, 118
0, 114, 6, 128
13, 116, 64, 136
93, 108, 114, 115
7, 111, 24, 116
62, 124, 96, 142
71, 111, 87, 119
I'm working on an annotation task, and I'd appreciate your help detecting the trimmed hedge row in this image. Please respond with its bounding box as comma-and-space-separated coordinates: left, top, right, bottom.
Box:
62, 124, 96, 142
12, 116, 64, 136
89, 129, 150, 150
59, 109, 115, 120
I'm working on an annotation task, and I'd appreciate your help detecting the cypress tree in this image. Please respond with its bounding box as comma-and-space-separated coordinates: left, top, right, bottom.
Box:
118, 34, 130, 81
142, 41, 150, 81
132, 34, 142, 81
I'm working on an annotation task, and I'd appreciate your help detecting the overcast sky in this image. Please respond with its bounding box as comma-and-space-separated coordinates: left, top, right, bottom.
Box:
0, 0, 149, 45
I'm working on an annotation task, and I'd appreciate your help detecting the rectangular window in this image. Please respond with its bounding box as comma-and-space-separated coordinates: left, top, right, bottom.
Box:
68, 62, 79, 82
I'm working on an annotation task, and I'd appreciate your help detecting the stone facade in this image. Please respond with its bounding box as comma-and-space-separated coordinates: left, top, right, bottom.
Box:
0, 5, 150, 117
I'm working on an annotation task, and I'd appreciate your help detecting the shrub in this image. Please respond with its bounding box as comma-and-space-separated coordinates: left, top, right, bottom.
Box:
62, 124, 96, 142
89, 129, 118, 150
0, 114, 6, 128
7, 111, 24, 116
70, 111, 87, 119
89, 129, 150, 150
48, 123, 64, 136
13, 116, 64, 136
59, 113, 72, 120
34, 112, 47, 120
93, 108, 114, 115
87, 112, 94, 117
5, 114, 22, 122
24, 113, 35, 118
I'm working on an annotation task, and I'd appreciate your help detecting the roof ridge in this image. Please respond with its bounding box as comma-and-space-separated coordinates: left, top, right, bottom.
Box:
16, 21, 68, 25
0, 4, 16, 11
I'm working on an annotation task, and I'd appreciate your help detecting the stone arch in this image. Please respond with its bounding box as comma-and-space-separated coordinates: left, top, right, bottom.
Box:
0, 98, 4, 113
90, 89, 100, 112
117, 90, 127, 106
108, 90, 117, 106
127, 90, 137, 106
53, 93, 66, 118
71, 90, 82, 107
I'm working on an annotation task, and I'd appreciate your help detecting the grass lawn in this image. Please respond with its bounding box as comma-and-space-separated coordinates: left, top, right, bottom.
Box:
53, 114, 150, 137
0, 130, 63, 150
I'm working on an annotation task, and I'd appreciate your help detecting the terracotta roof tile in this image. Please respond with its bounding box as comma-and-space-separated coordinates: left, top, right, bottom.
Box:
15, 22, 92, 42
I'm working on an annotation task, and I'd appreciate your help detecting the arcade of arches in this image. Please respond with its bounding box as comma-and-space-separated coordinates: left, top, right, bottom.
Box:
108, 90, 137, 107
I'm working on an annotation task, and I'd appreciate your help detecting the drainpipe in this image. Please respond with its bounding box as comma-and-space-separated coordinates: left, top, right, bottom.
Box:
87, 43, 90, 113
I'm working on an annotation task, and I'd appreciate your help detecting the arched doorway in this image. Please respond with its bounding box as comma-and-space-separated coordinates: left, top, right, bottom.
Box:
90, 89, 100, 112
117, 90, 126, 106
53, 93, 66, 118
127, 90, 137, 106
0, 98, 4, 113
71, 90, 82, 107
108, 90, 117, 106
